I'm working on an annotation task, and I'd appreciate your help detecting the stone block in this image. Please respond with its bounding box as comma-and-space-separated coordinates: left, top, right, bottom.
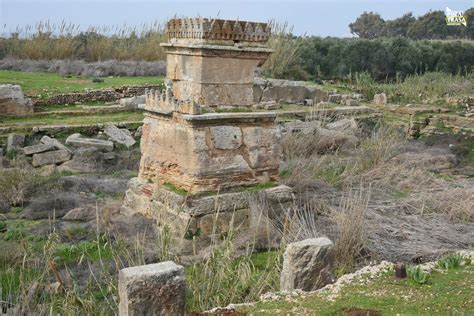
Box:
104, 125, 136, 148
328, 94, 341, 104
66, 133, 114, 152
22, 143, 55, 156
6, 133, 25, 152
40, 135, 68, 151
210, 126, 242, 150
199, 208, 250, 235
345, 99, 360, 106
138, 112, 280, 194
280, 237, 335, 292
118, 261, 185, 316
32, 149, 71, 167
373, 93, 387, 105
0, 84, 33, 116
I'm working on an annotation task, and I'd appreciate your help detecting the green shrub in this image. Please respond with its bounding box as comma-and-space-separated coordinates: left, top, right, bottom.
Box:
407, 265, 429, 284
436, 253, 464, 269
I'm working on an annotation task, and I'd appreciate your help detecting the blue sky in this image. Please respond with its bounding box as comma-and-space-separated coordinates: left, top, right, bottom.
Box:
1, 0, 473, 37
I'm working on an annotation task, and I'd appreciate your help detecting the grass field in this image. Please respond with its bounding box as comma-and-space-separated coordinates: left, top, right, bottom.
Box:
0, 70, 164, 96
241, 265, 474, 315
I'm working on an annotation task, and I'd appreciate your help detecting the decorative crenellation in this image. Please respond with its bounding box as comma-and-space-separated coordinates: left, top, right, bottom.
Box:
166, 18, 271, 43
145, 80, 201, 115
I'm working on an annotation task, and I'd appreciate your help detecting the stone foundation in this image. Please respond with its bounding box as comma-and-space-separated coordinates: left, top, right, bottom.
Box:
121, 178, 294, 255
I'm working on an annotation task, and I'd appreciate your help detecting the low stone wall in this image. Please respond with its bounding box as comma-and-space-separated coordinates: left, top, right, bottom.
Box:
33, 85, 162, 106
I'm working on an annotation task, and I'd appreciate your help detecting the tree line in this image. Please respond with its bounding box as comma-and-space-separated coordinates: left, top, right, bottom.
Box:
349, 8, 474, 39
273, 37, 474, 81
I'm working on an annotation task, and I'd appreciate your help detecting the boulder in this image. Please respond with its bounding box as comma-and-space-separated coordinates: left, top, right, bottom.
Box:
62, 207, 96, 222
22, 143, 55, 156
373, 93, 387, 105
40, 135, 69, 151
32, 149, 71, 167
6, 134, 25, 152
326, 118, 359, 134
280, 237, 335, 292
66, 133, 114, 152
119, 261, 185, 316
313, 127, 358, 153
0, 84, 33, 116
104, 125, 136, 148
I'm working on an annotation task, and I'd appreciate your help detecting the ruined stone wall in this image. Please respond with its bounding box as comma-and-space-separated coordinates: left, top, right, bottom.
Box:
33, 85, 162, 106
138, 112, 280, 194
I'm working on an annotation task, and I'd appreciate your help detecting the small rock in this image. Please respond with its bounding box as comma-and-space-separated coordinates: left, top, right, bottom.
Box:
104, 125, 136, 148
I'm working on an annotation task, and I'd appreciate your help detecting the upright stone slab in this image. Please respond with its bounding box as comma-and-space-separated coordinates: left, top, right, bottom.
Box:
6, 133, 25, 152
0, 84, 34, 116
280, 237, 335, 292
118, 261, 185, 316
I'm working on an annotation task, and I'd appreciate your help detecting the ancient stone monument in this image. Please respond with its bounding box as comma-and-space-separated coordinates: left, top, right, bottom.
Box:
122, 18, 286, 255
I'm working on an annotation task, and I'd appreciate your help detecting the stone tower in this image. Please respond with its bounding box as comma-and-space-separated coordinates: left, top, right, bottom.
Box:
122, 18, 289, 255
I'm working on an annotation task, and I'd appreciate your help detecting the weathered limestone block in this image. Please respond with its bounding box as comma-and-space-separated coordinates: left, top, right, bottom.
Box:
280, 237, 335, 292
40, 135, 68, 151
22, 143, 55, 156
165, 46, 271, 107
0, 84, 33, 116
210, 126, 242, 150
66, 133, 114, 152
138, 112, 280, 194
199, 208, 250, 235
104, 125, 136, 148
328, 94, 341, 104
345, 99, 360, 106
32, 149, 71, 167
373, 93, 387, 105
6, 133, 25, 152
118, 261, 185, 316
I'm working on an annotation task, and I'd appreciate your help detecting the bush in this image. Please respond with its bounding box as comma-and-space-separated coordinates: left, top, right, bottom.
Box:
407, 265, 429, 284
436, 252, 464, 269
0, 161, 39, 206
